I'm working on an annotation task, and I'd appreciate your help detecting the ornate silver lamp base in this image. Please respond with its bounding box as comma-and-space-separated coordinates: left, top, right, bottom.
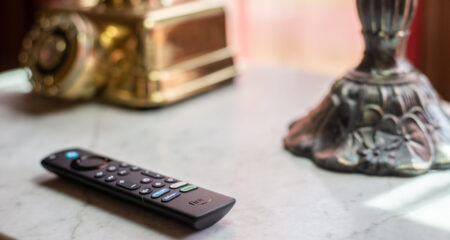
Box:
284, 0, 450, 176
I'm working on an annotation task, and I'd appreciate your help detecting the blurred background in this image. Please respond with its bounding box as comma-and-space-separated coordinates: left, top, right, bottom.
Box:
1, 0, 449, 99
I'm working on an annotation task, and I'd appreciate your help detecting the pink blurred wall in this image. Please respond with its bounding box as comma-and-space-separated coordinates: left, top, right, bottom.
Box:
228, 0, 365, 75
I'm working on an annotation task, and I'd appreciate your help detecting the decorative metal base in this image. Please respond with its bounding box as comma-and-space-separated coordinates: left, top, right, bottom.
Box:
284, 68, 450, 176
284, 0, 450, 176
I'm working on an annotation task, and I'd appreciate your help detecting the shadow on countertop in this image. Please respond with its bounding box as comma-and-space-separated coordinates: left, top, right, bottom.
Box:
0, 79, 234, 116
0, 92, 81, 116
33, 174, 201, 239
0, 232, 18, 240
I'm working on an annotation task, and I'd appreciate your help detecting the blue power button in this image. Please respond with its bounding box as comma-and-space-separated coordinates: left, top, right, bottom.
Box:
65, 151, 80, 159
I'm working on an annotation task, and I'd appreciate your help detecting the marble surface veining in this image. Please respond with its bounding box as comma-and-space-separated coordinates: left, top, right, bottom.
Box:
0, 66, 450, 240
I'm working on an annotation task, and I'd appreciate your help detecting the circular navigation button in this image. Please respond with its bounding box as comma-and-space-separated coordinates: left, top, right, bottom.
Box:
71, 156, 109, 170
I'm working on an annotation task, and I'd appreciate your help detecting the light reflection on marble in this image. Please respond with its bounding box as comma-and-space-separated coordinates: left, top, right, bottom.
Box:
0, 66, 450, 239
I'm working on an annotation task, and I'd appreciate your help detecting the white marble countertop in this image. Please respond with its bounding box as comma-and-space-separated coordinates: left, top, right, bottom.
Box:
1, 66, 450, 240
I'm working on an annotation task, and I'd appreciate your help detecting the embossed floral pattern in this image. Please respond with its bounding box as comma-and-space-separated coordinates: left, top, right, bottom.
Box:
355, 110, 434, 174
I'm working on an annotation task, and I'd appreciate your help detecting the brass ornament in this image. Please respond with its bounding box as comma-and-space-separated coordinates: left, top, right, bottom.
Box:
20, 0, 235, 108
19, 13, 100, 99
284, 0, 450, 176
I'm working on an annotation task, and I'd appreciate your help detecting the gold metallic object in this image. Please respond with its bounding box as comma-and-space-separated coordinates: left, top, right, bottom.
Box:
19, 0, 235, 108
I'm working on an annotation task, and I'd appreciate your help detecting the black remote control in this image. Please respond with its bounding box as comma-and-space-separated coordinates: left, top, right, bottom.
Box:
41, 148, 236, 230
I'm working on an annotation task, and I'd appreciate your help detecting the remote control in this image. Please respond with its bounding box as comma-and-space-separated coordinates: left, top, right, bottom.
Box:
41, 148, 236, 230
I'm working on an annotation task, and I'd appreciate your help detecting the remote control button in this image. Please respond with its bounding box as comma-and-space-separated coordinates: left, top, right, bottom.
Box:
139, 188, 152, 195
118, 170, 129, 176
71, 156, 109, 170
161, 192, 180, 203
152, 182, 165, 188
180, 185, 198, 193
116, 179, 140, 190
105, 175, 116, 182
94, 171, 105, 178
142, 170, 164, 179
165, 178, 177, 183
107, 165, 117, 172
170, 182, 187, 189
130, 166, 140, 171
151, 188, 170, 199
141, 178, 152, 184
119, 162, 129, 168
65, 151, 79, 159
